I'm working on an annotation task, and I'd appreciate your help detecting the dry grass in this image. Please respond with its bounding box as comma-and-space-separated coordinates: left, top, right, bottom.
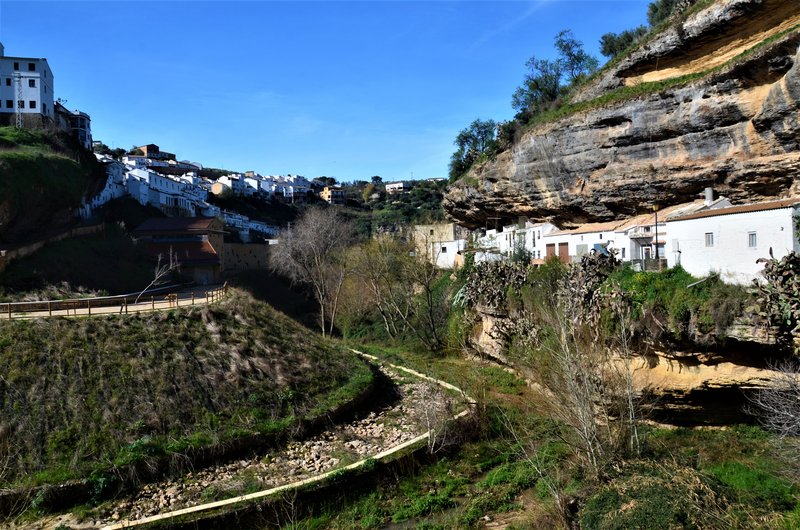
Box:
0, 289, 372, 487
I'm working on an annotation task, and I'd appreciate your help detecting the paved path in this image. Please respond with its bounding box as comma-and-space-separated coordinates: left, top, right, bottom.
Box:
0, 285, 227, 320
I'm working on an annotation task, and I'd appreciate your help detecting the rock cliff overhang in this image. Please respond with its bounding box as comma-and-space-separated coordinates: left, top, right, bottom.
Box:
444, 0, 800, 229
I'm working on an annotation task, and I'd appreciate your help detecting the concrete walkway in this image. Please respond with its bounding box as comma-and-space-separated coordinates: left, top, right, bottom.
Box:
0, 285, 227, 320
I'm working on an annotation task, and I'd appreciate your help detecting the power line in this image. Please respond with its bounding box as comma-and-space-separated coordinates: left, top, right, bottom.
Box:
14, 72, 22, 128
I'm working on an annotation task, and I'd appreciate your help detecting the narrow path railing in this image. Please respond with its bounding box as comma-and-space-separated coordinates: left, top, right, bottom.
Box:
0, 283, 228, 320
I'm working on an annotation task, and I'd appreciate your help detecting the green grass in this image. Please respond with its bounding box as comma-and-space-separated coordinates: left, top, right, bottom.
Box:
0, 290, 373, 489
0, 126, 101, 244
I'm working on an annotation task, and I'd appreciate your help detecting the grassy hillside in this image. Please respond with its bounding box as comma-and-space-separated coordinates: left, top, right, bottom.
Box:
0, 290, 373, 488
0, 126, 103, 244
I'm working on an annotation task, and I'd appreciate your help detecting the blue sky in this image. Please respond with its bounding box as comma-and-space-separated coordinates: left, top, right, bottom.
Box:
0, 1, 649, 181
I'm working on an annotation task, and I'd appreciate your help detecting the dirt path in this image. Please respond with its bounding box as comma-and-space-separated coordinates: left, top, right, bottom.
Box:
14, 364, 457, 530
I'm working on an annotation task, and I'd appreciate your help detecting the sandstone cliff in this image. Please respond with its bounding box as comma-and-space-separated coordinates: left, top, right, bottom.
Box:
444, 0, 800, 228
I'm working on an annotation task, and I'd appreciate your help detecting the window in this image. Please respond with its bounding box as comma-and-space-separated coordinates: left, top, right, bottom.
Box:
4, 79, 9, 86
599, 233, 603, 240
748, 232, 757, 248
42, 103, 47, 115
441, 246, 447, 254
29, 100, 36, 109
17, 100, 24, 109
13, 62, 19, 70
705, 232, 714, 247
429, 229, 434, 235
5, 100, 11, 108
621, 248, 626, 259
28, 63, 35, 72
28, 79, 35, 88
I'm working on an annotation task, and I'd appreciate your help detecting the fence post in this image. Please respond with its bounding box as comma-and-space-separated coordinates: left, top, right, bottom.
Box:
151, 296, 155, 311
192, 292, 195, 306
7, 303, 10, 320
88, 299, 91, 316
48, 301, 52, 317
125, 297, 128, 315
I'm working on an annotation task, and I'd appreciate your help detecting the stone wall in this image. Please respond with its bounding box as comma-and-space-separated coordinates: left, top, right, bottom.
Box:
224, 242, 269, 272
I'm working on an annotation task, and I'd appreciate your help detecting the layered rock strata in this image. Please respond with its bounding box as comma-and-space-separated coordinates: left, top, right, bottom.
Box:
444, 0, 800, 228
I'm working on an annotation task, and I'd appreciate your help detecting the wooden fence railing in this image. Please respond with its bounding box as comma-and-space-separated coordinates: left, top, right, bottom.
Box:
0, 283, 228, 320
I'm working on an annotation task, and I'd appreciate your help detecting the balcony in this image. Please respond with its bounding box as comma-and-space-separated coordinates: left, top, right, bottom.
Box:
630, 258, 668, 272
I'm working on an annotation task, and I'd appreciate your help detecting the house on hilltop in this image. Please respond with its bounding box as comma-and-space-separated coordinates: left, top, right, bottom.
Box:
0, 43, 54, 126
0, 42, 92, 148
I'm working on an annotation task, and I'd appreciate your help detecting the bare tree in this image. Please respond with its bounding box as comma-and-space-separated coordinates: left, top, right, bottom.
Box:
348, 232, 448, 350
135, 248, 180, 303
271, 208, 355, 337
748, 361, 800, 480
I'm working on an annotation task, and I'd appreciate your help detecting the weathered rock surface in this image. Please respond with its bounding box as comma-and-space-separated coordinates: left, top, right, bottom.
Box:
444, 0, 800, 228
468, 307, 784, 425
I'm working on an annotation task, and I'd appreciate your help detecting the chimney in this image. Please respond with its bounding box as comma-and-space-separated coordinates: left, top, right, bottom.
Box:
704, 187, 714, 206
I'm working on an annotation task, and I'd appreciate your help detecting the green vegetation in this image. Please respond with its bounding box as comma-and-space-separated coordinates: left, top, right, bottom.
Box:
752, 251, 800, 354
281, 344, 800, 529
448, 119, 498, 183
0, 126, 101, 244
0, 290, 372, 488
370, 179, 448, 227
606, 265, 749, 339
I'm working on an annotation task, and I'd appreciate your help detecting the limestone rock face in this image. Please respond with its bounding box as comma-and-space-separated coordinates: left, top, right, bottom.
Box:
444, 0, 800, 228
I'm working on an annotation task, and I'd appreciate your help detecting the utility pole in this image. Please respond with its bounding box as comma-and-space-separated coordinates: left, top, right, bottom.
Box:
14, 72, 22, 129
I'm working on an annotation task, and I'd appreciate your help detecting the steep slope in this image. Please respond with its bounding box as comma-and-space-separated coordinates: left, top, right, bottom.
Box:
0, 291, 373, 488
444, 0, 800, 228
0, 127, 103, 244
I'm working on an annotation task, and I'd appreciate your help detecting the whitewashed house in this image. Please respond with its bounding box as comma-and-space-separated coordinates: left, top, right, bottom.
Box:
412, 223, 467, 269
0, 44, 55, 123
218, 174, 253, 197
542, 220, 626, 263
667, 198, 800, 284
474, 220, 559, 262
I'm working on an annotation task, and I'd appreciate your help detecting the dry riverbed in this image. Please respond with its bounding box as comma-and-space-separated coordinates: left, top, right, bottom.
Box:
15, 365, 456, 530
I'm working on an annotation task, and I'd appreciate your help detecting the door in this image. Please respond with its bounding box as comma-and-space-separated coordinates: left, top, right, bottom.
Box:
558, 243, 569, 263
546, 243, 556, 259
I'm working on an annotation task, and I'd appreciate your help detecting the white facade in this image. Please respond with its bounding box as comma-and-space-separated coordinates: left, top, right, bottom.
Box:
0, 50, 55, 119
667, 200, 800, 284
437, 239, 467, 269
475, 221, 559, 261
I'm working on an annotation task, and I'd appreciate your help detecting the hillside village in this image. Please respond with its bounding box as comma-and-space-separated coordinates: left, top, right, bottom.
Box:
3, 0, 800, 527
3, 35, 798, 288
414, 188, 800, 285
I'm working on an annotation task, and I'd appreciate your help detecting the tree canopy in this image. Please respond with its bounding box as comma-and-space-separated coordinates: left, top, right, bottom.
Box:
448, 119, 498, 182
512, 30, 597, 118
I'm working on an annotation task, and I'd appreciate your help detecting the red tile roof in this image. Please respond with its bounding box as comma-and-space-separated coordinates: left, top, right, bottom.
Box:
670, 198, 800, 222
144, 241, 219, 265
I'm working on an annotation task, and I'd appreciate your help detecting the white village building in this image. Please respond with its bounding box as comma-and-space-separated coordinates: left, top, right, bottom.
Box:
0, 44, 55, 123
474, 220, 559, 263
667, 198, 800, 284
